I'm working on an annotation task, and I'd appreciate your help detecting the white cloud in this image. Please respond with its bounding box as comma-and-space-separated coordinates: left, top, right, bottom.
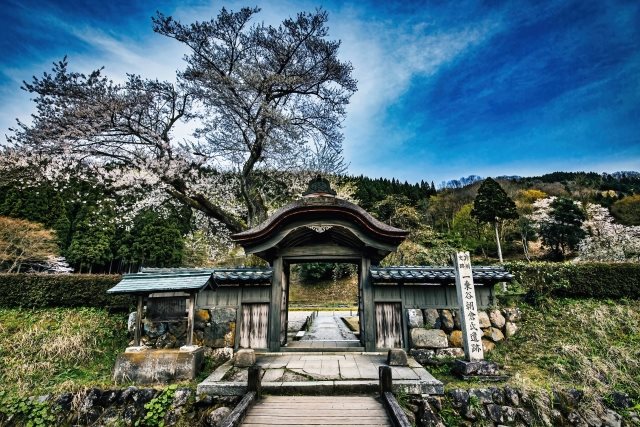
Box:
332, 8, 504, 174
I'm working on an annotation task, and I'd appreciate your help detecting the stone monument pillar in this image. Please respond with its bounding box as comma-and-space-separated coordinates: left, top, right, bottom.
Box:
452, 251, 504, 380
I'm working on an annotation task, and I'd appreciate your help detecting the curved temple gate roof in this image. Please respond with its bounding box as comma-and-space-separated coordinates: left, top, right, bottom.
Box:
232, 178, 409, 263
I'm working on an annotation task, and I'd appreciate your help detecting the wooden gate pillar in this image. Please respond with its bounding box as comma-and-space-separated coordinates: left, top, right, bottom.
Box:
360, 257, 376, 351
268, 257, 284, 352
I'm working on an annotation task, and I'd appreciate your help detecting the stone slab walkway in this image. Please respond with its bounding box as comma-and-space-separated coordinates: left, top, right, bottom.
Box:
300, 311, 358, 341
285, 310, 362, 351
197, 352, 443, 396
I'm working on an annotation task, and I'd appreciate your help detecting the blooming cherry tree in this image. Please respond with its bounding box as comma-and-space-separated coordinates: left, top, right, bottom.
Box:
578, 204, 640, 262
5, 7, 356, 233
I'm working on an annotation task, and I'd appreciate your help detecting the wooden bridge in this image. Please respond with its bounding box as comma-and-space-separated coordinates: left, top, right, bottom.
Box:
216, 365, 414, 427
241, 395, 391, 426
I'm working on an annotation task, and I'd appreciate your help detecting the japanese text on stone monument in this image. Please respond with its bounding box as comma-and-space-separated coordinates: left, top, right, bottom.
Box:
454, 251, 484, 362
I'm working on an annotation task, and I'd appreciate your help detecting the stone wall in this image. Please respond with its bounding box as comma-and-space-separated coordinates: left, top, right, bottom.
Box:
129, 307, 237, 350
1, 386, 240, 427
133, 305, 521, 353
7, 385, 635, 427
407, 307, 520, 363
406, 386, 637, 427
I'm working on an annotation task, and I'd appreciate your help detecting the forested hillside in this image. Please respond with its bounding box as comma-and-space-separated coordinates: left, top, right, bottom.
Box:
1, 170, 639, 273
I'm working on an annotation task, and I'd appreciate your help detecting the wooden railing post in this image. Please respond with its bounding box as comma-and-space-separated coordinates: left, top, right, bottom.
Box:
219, 365, 262, 427
248, 365, 262, 399
379, 365, 411, 427
134, 295, 143, 347
379, 365, 393, 395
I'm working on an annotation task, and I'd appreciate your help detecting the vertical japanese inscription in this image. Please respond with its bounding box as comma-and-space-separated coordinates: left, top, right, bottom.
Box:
453, 251, 484, 362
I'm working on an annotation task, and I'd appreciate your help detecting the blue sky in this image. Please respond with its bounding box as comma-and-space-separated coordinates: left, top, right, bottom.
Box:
1, 0, 638, 184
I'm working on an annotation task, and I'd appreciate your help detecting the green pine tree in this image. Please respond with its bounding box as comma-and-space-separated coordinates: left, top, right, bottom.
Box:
66, 205, 115, 272
471, 177, 518, 262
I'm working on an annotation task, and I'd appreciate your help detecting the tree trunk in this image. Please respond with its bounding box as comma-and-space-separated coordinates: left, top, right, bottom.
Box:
240, 173, 268, 227
494, 221, 503, 263
521, 234, 530, 262
165, 187, 245, 233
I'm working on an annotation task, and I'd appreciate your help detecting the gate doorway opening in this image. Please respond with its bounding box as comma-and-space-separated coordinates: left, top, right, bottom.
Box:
281, 261, 363, 351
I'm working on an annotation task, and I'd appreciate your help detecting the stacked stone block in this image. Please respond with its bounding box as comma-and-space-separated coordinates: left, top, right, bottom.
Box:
408, 307, 521, 363
129, 307, 237, 350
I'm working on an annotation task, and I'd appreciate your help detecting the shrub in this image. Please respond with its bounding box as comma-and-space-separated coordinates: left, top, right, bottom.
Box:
506, 262, 640, 299
0, 274, 132, 310
295, 263, 355, 282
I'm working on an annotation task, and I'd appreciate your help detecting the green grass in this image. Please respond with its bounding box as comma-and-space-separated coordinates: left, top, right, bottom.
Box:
423, 298, 640, 420
0, 307, 129, 397
487, 298, 640, 403
288, 275, 358, 308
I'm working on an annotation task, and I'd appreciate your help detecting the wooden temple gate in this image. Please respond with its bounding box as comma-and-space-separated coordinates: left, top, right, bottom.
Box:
230, 177, 408, 352
109, 177, 509, 353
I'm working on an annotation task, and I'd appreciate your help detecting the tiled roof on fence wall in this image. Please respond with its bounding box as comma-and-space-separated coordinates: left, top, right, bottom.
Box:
107, 270, 213, 294
107, 268, 273, 294
210, 268, 273, 286
370, 266, 513, 285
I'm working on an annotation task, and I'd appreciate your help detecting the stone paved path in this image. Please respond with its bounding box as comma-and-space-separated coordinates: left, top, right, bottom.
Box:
301, 311, 358, 341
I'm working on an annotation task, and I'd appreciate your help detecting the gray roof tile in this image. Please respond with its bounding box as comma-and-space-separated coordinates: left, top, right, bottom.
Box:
107, 271, 213, 294
107, 267, 273, 294
370, 266, 513, 285
210, 268, 272, 286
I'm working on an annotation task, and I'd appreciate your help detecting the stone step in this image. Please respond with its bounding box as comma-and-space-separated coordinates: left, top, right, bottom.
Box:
196, 352, 444, 397
199, 378, 443, 396
281, 347, 366, 353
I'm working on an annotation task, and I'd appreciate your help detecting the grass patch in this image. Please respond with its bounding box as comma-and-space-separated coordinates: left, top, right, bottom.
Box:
289, 275, 358, 307
342, 316, 359, 333
428, 298, 640, 409
0, 307, 129, 397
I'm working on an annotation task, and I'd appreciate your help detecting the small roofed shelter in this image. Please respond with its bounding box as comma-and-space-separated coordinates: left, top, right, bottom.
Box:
107, 268, 273, 347
107, 270, 214, 347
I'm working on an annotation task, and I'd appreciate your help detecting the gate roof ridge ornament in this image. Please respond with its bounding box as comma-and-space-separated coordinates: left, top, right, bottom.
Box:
302, 175, 337, 196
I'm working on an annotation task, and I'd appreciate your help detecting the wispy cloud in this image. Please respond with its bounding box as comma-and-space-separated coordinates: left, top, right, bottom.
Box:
336, 6, 504, 162
1, 0, 638, 181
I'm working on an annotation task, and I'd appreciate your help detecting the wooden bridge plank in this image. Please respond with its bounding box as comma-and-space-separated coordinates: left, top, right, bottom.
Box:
250, 404, 384, 409
250, 397, 379, 402
243, 417, 388, 425
243, 425, 391, 427
241, 395, 391, 427
244, 411, 388, 418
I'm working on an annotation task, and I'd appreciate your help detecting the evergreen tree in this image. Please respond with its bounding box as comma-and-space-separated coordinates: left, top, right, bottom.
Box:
118, 210, 185, 268
471, 178, 518, 262
611, 195, 640, 226
66, 205, 115, 273
539, 197, 586, 260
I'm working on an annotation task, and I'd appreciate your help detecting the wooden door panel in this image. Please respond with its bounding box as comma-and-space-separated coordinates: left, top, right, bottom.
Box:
375, 302, 403, 348
240, 303, 269, 349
